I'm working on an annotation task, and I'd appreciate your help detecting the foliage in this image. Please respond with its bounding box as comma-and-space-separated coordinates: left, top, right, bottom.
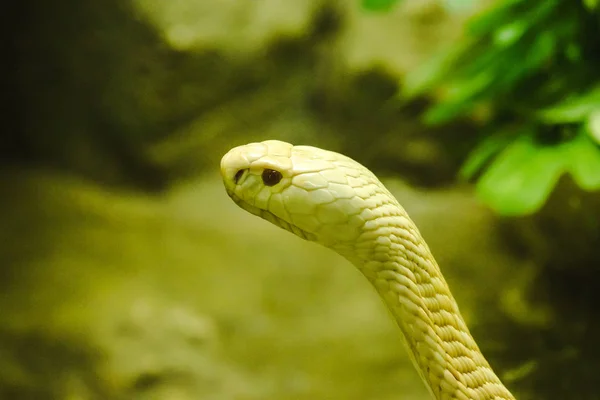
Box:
363, 0, 600, 215
360, 0, 400, 12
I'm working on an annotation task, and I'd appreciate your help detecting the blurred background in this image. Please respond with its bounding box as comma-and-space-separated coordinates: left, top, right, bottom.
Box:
2, 0, 600, 399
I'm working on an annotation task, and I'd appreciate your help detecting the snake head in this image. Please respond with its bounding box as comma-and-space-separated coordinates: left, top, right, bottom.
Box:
221, 140, 388, 248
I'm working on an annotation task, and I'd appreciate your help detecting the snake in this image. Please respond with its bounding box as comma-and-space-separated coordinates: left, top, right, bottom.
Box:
220, 140, 516, 400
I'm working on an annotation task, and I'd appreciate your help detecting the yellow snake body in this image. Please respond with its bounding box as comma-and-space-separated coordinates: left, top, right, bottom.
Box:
221, 140, 515, 400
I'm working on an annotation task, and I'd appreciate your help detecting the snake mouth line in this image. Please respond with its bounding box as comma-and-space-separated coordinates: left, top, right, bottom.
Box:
226, 189, 316, 242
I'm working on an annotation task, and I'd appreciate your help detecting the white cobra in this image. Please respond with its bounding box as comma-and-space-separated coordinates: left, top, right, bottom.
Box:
220, 140, 516, 400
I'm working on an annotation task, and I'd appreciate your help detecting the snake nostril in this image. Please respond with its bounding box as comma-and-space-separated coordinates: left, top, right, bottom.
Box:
234, 169, 246, 184
262, 169, 282, 186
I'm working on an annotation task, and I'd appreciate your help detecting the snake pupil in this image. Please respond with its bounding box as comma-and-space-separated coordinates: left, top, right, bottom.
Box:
262, 169, 282, 186
233, 169, 246, 184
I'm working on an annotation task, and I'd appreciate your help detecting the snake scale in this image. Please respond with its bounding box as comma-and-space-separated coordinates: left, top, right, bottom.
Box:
221, 140, 515, 400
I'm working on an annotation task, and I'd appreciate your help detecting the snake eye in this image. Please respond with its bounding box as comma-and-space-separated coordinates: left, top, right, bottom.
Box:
233, 169, 246, 184
262, 169, 282, 186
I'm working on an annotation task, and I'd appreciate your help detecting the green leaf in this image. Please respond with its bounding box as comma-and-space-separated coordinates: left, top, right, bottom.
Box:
467, 0, 527, 37
537, 86, 600, 123
459, 40, 503, 77
423, 101, 472, 125
360, 0, 401, 12
587, 110, 600, 144
565, 42, 582, 62
401, 45, 466, 99
475, 134, 566, 215
522, 31, 556, 70
567, 130, 600, 190
446, 71, 495, 102
493, 20, 528, 46
468, 0, 558, 37
422, 72, 495, 124
459, 130, 519, 180
584, 0, 599, 11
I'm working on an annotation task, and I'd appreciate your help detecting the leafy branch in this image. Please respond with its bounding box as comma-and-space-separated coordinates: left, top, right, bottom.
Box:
362, 0, 600, 215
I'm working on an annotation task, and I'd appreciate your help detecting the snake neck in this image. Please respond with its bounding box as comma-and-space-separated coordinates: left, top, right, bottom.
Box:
333, 215, 515, 400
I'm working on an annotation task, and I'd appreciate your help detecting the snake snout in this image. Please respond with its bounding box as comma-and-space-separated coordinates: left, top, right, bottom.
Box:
221, 147, 246, 187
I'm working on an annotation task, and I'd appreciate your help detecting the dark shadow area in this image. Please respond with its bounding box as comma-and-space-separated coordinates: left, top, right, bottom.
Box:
0, 329, 105, 400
